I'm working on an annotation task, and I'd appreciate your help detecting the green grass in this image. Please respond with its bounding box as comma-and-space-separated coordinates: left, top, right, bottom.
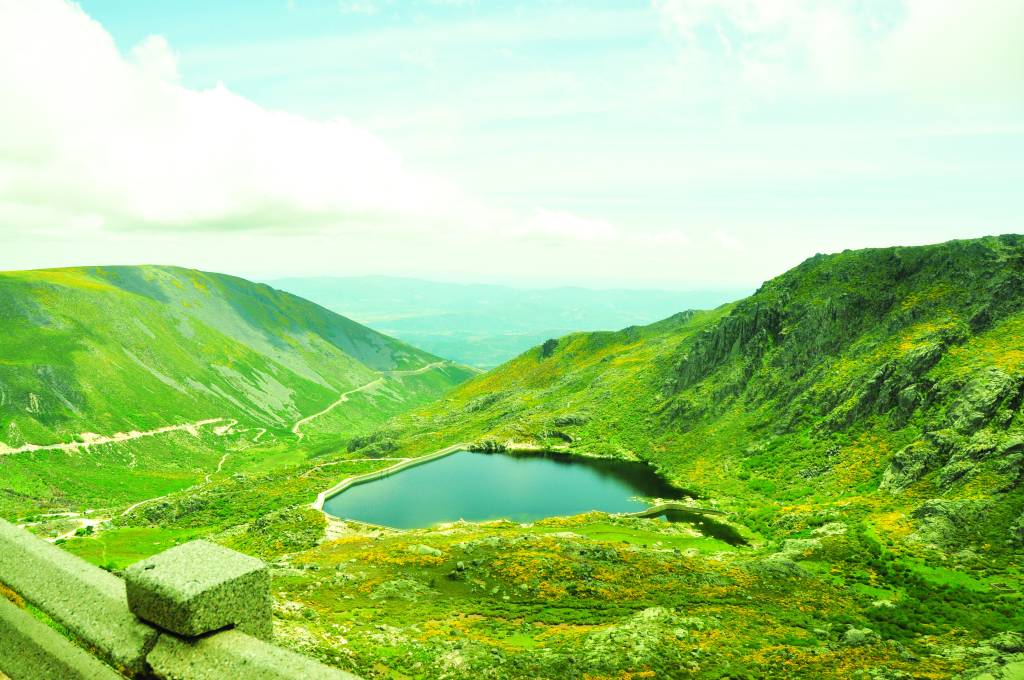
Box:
61, 527, 209, 569
7, 238, 1024, 678
902, 559, 991, 592
0, 264, 474, 516
539, 521, 740, 553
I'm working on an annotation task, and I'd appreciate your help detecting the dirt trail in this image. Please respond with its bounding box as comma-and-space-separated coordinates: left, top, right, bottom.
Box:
204, 453, 231, 484
49, 517, 103, 544
291, 378, 385, 441
0, 418, 229, 457
383, 360, 450, 377
2, 361, 456, 454
290, 361, 453, 441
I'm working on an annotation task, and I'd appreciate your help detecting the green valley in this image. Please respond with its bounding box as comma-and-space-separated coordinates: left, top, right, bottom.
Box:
2, 3, 1021, 677
4, 238, 1024, 679
0, 265, 476, 516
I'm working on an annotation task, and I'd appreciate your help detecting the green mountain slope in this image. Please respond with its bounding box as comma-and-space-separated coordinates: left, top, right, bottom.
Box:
0, 265, 475, 513
379, 235, 1024, 553
286, 236, 1022, 677
35, 240, 1024, 679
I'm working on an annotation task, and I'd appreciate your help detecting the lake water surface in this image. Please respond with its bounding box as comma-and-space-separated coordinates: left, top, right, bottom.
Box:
322, 450, 688, 529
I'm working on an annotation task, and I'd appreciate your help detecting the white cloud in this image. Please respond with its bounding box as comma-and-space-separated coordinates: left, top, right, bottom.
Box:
714, 230, 743, 250
129, 35, 180, 83
519, 208, 620, 243
652, 0, 1024, 114
0, 0, 487, 238
0, 0, 665, 268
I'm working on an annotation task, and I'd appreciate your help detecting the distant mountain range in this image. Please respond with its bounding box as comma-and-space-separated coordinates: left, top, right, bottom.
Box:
266, 276, 750, 368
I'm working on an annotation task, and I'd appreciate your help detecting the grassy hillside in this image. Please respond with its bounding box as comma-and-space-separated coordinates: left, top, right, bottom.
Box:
272, 235, 1021, 678
0, 265, 475, 515
27, 240, 1024, 679
376, 236, 1024, 556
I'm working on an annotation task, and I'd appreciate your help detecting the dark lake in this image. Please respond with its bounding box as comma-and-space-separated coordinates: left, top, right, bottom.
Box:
322, 450, 688, 529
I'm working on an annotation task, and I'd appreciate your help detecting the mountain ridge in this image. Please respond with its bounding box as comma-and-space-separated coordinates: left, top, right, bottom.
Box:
367, 235, 1024, 555
8, 239, 1024, 679
0, 264, 475, 515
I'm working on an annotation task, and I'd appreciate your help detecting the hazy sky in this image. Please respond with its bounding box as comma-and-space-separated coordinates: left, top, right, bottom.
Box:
1, 0, 1022, 288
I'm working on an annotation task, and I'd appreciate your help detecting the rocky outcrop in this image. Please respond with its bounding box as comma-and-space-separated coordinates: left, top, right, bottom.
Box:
674, 300, 785, 392
908, 499, 989, 548
580, 607, 707, 673
948, 369, 1021, 433
958, 632, 1024, 679
880, 442, 944, 493
842, 627, 879, 647
468, 439, 507, 453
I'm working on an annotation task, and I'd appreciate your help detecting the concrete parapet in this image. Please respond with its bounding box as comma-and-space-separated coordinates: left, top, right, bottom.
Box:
0, 518, 159, 673
0, 519, 363, 679
0, 595, 122, 680
314, 443, 468, 512
147, 629, 362, 680
125, 540, 272, 640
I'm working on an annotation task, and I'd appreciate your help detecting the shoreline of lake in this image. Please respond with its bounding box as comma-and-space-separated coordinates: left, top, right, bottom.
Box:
312, 444, 743, 545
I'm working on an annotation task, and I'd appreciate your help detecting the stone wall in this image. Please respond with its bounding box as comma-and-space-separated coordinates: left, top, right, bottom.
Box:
0, 519, 360, 680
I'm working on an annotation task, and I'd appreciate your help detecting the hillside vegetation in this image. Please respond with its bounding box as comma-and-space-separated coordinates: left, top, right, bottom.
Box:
16, 240, 1024, 679
287, 235, 1022, 678
0, 265, 474, 515
379, 236, 1024, 557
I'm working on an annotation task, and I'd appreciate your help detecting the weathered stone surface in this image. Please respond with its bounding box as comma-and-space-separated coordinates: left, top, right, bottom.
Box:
125, 540, 272, 640
879, 442, 943, 493
0, 518, 159, 673
949, 368, 1018, 432
962, 632, 1024, 679
0, 596, 122, 680
751, 554, 808, 579
579, 607, 706, 672
408, 544, 443, 557
147, 629, 361, 680
908, 499, 988, 548
988, 632, 1024, 654
811, 521, 847, 536
842, 627, 878, 646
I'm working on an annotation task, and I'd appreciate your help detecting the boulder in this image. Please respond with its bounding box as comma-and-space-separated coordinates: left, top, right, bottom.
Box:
580, 607, 706, 671
811, 522, 847, 537
408, 544, 444, 557
752, 555, 808, 579
124, 540, 272, 640
842, 627, 878, 646
880, 442, 943, 493
989, 632, 1024, 654
949, 369, 1018, 433
908, 499, 988, 548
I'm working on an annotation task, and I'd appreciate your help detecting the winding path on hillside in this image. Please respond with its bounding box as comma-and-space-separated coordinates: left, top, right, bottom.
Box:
0, 362, 458, 454
289, 361, 452, 440
0, 418, 230, 457
290, 378, 385, 441
383, 360, 451, 378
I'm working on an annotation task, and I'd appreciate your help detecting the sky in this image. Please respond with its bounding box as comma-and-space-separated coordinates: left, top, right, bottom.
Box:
0, 0, 1022, 288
